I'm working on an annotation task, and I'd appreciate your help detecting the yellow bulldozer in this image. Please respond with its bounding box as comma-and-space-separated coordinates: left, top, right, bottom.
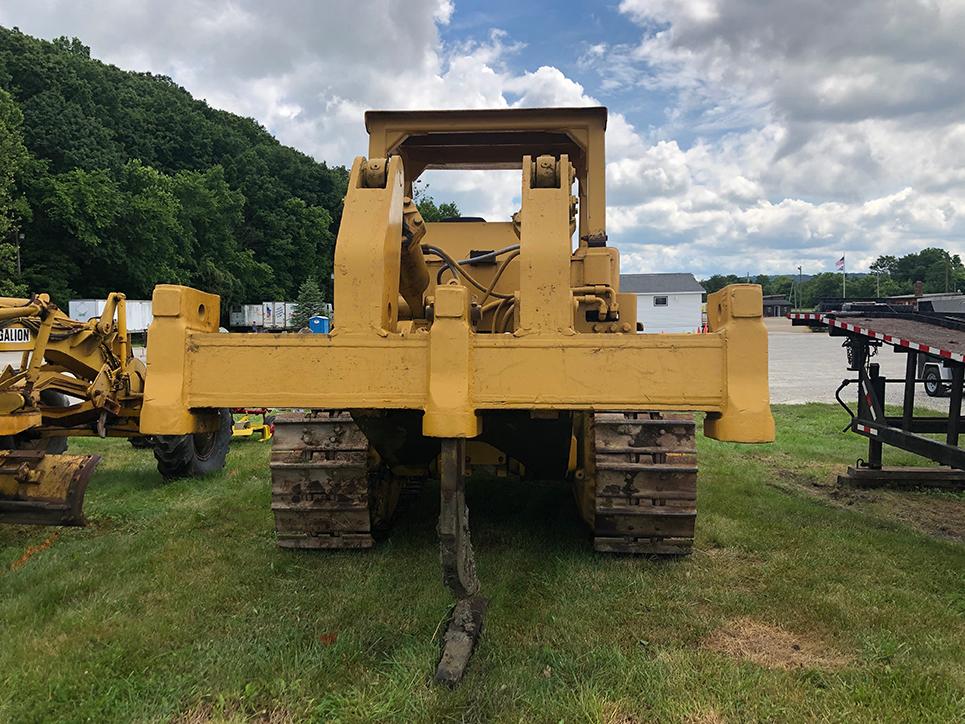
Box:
0, 292, 231, 525
129, 107, 770, 683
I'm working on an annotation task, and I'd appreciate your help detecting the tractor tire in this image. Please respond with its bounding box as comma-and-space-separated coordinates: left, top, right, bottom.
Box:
128, 436, 155, 449
923, 366, 947, 398
153, 408, 232, 479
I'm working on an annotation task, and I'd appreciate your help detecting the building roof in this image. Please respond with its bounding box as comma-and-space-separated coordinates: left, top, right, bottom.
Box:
619, 273, 704, 294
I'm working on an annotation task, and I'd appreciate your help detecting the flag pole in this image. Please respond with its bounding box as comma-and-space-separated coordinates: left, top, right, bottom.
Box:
842, 254, 846, 298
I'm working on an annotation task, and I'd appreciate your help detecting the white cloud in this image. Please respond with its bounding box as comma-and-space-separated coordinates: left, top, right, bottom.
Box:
580, 0, 965, 273
1, 0, 963, 276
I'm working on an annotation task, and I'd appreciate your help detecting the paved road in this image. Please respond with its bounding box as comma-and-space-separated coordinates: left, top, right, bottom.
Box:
767, 317, 949, 412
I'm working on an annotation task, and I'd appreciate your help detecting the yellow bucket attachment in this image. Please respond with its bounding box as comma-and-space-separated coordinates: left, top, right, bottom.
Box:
0, 450, 100, 526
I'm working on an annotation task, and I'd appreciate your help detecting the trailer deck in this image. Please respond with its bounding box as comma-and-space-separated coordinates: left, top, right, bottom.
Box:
828, 315, 965, 361
800, 310, 964, 486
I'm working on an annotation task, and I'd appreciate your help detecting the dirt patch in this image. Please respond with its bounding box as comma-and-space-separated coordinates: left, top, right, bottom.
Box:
853, 489, 965, 542
601, 703, 643, 724
173, 703, 295, 724
704, 617, 850, 670
767, 464, 965, 542
683, 708, 727, 724
9, 533, 58, 571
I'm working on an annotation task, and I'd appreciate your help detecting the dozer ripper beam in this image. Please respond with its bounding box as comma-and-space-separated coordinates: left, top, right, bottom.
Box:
140, 107, 774, 684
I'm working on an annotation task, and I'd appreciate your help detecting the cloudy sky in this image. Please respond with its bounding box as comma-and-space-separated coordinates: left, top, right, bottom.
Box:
2, 0, 963, 276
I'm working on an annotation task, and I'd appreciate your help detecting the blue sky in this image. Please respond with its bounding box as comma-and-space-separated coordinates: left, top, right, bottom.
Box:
1, 0, 963, 277
441, 2, 673, 134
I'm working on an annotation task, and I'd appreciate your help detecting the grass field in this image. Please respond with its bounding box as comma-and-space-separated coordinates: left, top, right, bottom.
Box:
1, 405, 963, 723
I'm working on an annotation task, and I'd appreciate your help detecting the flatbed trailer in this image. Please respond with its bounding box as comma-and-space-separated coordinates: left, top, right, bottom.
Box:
815, 311, 964, 486
788, 312, 828, 331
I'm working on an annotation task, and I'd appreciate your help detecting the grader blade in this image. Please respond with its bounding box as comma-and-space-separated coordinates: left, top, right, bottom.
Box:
0, 450, 100, 526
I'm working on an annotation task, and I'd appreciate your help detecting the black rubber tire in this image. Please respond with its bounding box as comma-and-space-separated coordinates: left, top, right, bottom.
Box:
153, 408, 232, 479
128, 436, 155, 449
923, 366, 947, 398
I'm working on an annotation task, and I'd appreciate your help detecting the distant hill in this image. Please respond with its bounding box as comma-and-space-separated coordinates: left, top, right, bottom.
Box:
0, 26, 347, 306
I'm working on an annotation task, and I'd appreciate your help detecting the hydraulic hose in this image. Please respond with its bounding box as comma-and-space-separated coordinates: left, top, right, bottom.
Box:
422, 244, 514, 300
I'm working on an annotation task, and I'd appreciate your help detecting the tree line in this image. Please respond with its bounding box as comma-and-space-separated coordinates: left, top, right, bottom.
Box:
701, 248, 964, 308
4, 28, 958, 318
0, 28, 346, 308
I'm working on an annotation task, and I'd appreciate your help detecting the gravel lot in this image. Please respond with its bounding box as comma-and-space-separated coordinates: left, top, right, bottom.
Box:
767, 316, 949, 412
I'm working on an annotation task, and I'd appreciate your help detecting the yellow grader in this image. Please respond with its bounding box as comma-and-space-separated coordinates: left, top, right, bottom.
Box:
135, 107, 772, 683
0, 293, 231, 525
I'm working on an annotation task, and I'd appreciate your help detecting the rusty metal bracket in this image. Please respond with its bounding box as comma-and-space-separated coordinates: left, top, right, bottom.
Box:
438, 438, 478, 598
435, 437, 486, 684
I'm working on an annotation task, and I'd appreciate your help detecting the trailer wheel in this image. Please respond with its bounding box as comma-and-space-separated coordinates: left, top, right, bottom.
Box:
153, 408, 232, 479
922, 366, 947, 397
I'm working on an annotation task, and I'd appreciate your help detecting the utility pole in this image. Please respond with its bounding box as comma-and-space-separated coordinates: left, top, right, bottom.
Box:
797, 265, 802, 309
16, 231, 23, 275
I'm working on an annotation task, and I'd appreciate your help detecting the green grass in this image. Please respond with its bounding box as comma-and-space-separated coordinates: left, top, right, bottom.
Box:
1, 405, 963, 723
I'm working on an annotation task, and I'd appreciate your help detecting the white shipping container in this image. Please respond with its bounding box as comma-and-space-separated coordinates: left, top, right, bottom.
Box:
68, 299, 153, 332
68, 299, 100, 325
284, 302, 297, 330
244, 304, 264, 327
262, 301, 285, 329
229, 306, 245, 328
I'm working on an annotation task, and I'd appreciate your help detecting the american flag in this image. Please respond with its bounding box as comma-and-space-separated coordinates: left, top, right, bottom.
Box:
835, 255, 845, 271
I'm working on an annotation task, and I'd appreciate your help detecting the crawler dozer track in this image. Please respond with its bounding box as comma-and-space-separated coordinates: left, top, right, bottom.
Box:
269, 411, 402, 549
589, 412, 698, 555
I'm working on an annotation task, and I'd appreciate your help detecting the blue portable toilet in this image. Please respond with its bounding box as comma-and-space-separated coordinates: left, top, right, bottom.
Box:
308, 315, 331, 334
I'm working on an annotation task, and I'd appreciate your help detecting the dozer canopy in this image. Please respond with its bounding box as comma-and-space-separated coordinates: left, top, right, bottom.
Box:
365, 107, 608, 243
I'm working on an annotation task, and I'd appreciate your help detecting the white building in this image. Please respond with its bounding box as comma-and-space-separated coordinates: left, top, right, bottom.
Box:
620, 273, 705, 333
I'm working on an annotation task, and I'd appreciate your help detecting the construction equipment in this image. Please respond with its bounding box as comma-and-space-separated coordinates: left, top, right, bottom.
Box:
0, 293, 230, 526
139, 107, 774, 683
231, 408, 274, 442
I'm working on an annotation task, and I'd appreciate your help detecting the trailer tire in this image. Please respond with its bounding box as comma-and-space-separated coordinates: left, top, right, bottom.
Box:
153, 408, 232, 479
922, 366, 947, 398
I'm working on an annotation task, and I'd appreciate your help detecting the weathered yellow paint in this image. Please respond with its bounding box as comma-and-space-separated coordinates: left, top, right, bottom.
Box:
704, 285, 775, 442
0, 293, 149, 434
140, 283, 771, 444
365, 107, 607, 243
424, 284, 480, 438
0, 411, 40, 435
333, 156, 405, 334
518, 155, 576, 335
140, 107, 774, 444
140, 285, 223, 435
